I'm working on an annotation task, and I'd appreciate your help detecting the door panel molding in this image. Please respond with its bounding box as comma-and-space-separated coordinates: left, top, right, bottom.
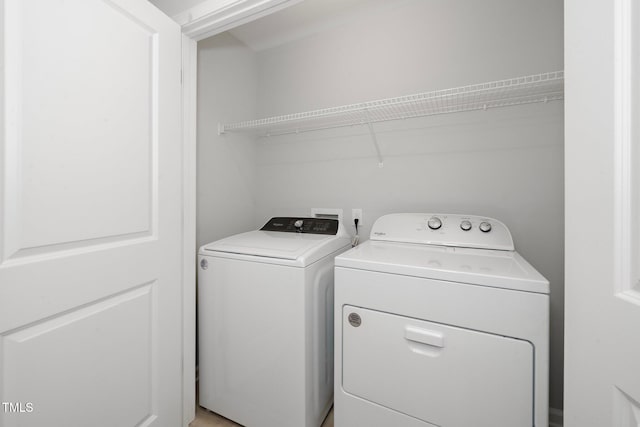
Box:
0, 234, 158, 266
1, 283, 156, 427
614, 0, 640, 303
2, 0, 23, 264
1, 0, 162, 263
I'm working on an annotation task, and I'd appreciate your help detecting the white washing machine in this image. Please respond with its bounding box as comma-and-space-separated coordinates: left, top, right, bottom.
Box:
334, 213, 549, 427
198, 217, 351, 427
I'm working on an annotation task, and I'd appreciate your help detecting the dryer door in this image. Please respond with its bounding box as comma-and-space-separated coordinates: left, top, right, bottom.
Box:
342, 306, 534, 427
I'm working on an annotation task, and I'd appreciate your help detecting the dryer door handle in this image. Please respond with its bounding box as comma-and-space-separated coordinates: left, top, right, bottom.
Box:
404, 326, 445, 348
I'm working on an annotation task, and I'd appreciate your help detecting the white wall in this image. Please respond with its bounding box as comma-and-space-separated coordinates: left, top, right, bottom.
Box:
197, 0, 565, 411
197, 34, 257, 248
255, 0, 563, 115
252, 0, 565, 410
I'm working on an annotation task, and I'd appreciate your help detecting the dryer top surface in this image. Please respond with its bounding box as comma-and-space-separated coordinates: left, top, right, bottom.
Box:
336, 240, 548, 293
339, 213, 548, 294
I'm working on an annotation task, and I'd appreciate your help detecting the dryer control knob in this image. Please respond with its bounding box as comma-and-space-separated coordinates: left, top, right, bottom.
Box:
427, 216, 442, 230
479, 221, 492, 233
460, 220, 472, 231
294, 219, 304, 229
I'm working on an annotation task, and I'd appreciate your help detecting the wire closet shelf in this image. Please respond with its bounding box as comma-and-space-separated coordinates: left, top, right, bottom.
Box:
218, 71, 564, 138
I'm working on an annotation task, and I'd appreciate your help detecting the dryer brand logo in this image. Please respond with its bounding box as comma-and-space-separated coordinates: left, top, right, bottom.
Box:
2, 402, 34, 413
348, 312, 362, 327
373, 232, 386, 236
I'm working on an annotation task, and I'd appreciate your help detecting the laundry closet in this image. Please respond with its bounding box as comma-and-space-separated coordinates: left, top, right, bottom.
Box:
194, 0, 564, 419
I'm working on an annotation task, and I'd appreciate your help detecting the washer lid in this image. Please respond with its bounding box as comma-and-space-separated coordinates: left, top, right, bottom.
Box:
201, 230, 349, 264
335, 240, 549, 294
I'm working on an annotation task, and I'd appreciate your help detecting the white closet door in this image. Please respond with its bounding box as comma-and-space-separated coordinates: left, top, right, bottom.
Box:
565, 0, 640, 425
0, 1, 183, 426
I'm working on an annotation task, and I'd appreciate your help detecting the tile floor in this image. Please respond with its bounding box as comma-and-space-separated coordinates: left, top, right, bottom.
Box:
189, 406, 334, 427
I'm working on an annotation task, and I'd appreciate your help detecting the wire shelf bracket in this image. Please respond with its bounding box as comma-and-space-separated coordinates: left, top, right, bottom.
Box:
364, 109, 384, 167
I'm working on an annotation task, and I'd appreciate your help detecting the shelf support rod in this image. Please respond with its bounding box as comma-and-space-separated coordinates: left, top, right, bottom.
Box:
364, 109, 384, 167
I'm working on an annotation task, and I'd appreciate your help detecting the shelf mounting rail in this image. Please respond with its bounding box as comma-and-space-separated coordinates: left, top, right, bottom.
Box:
218, 71, 564, 165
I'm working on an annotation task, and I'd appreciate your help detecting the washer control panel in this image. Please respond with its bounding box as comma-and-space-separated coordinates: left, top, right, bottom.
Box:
370, 213, 514, 251
260, 217, 339, 235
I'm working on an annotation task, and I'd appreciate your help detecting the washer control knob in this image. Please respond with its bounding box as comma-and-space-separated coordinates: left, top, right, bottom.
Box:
479, 221, 492, 233
294, 219, 304, 229
460, 220, 472, 231
427, 216, 442, 230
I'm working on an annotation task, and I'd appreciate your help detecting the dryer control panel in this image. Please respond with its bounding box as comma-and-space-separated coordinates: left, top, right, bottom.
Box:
370, 213, 514, 251
261, 217, 339, 235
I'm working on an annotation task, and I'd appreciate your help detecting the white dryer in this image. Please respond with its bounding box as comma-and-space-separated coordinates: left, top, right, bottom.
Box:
334, 213, 549, 427
198, 217, 351, 427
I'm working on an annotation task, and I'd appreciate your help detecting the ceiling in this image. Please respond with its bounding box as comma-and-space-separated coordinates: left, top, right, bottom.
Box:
148, 0, 206, 18
227, 0, 386, 51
